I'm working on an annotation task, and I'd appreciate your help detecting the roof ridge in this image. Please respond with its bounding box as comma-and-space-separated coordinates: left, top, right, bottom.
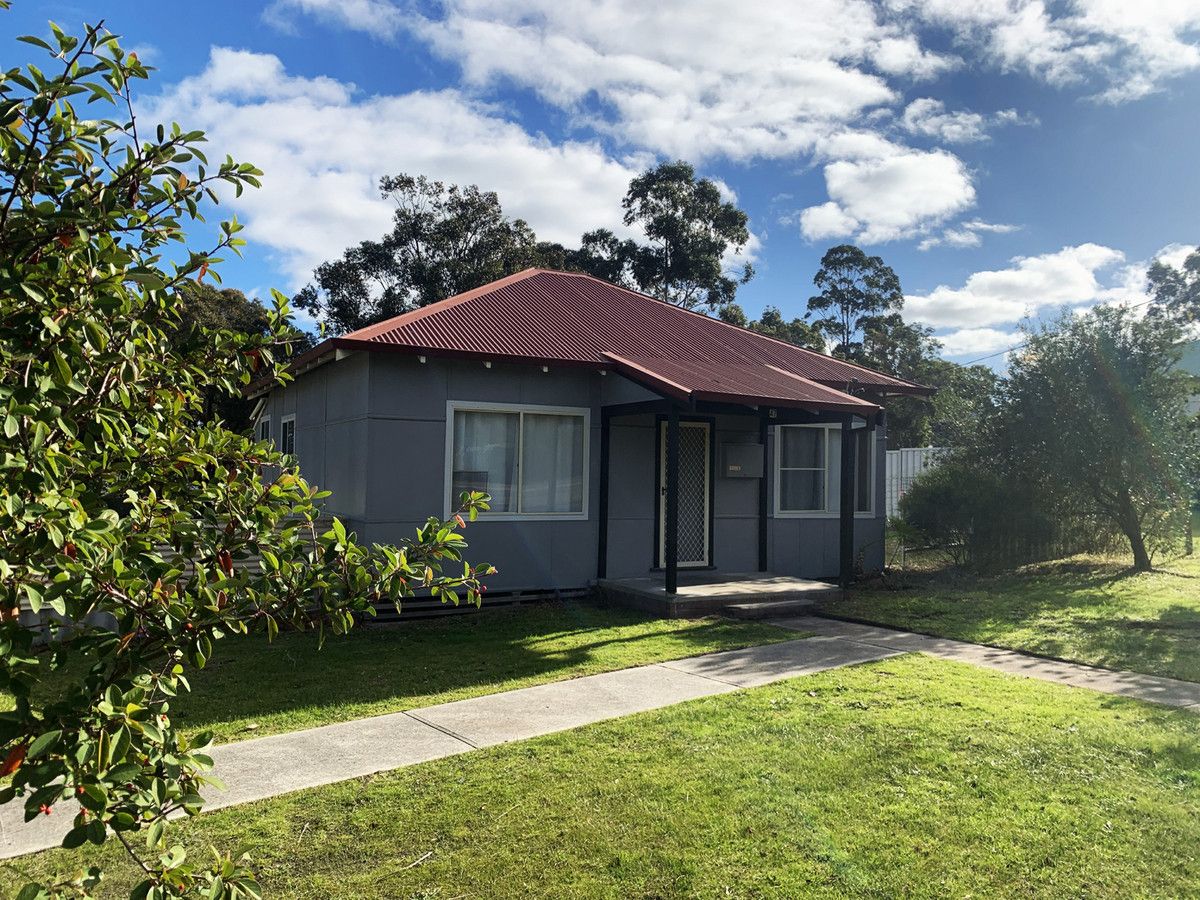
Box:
343, 268, 544, 341
532, 268, 919, 389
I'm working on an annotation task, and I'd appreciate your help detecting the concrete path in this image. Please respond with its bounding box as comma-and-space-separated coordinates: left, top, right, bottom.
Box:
772, 615, 1200, 711
4, 616, 1197, 861
0, 636, 899, 860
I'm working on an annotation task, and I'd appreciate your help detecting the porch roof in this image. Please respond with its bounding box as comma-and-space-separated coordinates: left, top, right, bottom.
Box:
603, 353, 881, 413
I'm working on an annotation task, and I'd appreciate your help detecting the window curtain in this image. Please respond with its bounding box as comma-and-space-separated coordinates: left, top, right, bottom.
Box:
779, 427, 825, 511
520, 414, 584, 513
453, 411, 519, 512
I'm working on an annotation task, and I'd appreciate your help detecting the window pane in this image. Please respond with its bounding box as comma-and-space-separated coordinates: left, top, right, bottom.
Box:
281, 420, 295, 456
781, 427, 824, 469
453, 411, 519, 513
520, 414, 585, 513
258, 418, 270, 442
780, 469, 824, 511
855, 428, 872, 513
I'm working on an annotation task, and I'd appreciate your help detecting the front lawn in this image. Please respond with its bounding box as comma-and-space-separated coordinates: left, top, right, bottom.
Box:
823, 551, 1200, 682
165, 601, 793, 743
6, 654, 1198, 898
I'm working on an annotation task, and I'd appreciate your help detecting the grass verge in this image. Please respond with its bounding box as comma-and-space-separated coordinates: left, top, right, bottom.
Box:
5, 654, 1198, 898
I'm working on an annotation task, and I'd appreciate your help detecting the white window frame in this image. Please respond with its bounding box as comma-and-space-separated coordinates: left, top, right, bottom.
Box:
280, 413, 296, 458
257, 415, 271, 444
773, 423, 876, 519
444, 401, 590, 522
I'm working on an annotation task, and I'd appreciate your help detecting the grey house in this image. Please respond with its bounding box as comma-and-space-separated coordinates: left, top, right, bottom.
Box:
250, 269, 929, 607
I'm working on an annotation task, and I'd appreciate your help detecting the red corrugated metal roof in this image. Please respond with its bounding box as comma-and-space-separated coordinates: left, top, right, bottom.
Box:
295, 269, 931, 411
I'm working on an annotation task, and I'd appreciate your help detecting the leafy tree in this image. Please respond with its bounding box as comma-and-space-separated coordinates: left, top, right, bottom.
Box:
172, 281, 314, 431
295, 174, 555, 334
924, 361, 999, 448
622, 160, 753, 309
1001, 305, 1199, 570
1148, 244, 1200, 323
719, 304, 825, 351
0, 20, 489, 899
806, 244, 904, 358
565, 228, 639, 289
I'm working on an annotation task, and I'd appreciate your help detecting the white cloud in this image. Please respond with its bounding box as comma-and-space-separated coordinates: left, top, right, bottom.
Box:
895, 0, 1200, 102
1154, 242, 1198, 271
871, 35, 961, 80
900, 98, 1034, 143
411, 0, 917, 162
147, 48, 643, 289
906, 243, 1127, 329
937, 326, 1019, 357
263, 0, 405, 37
802, 145, 975, 244
798, 202, 861, 240
918, 218, 1021, 250
919, 241, 1195, 359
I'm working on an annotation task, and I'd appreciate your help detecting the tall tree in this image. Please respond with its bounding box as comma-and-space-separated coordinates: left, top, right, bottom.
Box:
720, 304, 825, 351
1002, 305, 1199, 570
0, 21, 489, 897
622, 160, 753, 309
807, 244, 904, 359
294, 174, 556, 334
566, 228, 639, 289
1148, 244, 1200, 323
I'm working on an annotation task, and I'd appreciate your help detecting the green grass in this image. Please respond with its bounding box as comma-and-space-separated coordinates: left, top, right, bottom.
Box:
6, 654, 1198, 898
158, 601, 793, 744
824, 550, 1200, 682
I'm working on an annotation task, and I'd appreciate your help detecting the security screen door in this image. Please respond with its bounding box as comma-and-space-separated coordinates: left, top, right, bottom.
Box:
658, 421, 711, 568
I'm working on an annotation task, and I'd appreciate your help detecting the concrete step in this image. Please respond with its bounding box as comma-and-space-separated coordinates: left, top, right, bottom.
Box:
723, 598, 824, 619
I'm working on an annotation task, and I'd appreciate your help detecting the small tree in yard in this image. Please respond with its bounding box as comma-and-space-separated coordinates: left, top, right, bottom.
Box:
1, 19, 490, 899
1002, 305, 1199, 571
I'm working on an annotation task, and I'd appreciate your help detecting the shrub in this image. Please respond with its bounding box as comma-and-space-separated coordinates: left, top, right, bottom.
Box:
899, 455, 1123, 571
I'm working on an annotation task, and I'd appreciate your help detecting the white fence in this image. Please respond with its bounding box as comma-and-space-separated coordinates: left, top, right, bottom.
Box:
885, 447, 946, 519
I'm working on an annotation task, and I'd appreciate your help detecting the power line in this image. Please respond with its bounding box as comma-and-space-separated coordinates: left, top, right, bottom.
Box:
958, 297, 1160, 367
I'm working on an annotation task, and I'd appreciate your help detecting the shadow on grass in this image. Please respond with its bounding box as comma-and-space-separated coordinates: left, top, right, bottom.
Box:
824, 553, 1200, 682
168, 600, 780, 738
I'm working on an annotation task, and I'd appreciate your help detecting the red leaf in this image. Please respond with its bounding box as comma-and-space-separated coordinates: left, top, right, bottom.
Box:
217, 550, 234, 576
0, 742, 28, 777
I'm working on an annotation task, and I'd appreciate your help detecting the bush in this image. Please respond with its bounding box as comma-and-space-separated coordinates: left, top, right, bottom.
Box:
899, 455, 1123, 570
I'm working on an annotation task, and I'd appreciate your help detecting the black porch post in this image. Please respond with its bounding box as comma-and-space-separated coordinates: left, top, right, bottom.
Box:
839, 414, 856, 589
664, 407, 680, 595
596, 410, 611, 579
758, 411, 769, 572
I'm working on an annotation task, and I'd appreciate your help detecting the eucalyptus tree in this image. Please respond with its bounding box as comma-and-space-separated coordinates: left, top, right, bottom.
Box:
622, 160, 754, 309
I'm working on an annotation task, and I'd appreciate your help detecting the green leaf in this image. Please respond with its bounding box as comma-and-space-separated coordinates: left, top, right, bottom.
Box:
27, 729, 61, 760
22, 583, 43, 613
14, 883, 47, 900
146, 818, 165, 850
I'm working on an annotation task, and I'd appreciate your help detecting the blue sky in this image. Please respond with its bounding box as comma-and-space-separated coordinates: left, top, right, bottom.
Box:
6, 1, 1200, 363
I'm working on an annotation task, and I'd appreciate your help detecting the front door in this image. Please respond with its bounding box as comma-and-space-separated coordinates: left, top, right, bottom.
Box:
658, 421, 711, 568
